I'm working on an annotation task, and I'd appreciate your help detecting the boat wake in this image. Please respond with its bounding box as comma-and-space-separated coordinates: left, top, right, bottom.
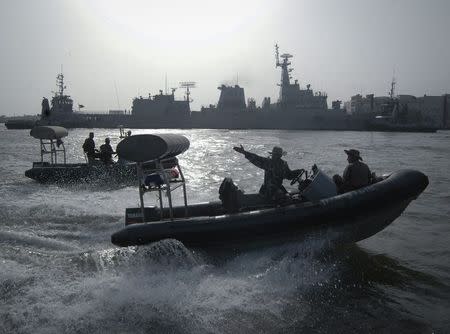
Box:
1, 236, 339, 334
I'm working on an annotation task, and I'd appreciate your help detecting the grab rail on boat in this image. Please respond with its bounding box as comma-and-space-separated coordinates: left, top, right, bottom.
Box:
136, 157, 188, 222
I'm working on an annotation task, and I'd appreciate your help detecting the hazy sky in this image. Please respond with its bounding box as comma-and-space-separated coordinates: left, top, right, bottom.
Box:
1, 0, 449, 116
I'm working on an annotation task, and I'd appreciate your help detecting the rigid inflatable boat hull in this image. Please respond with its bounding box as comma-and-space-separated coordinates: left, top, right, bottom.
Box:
24, 159, 177, 184
25, 163, 137, 184
111, 169, 428, 248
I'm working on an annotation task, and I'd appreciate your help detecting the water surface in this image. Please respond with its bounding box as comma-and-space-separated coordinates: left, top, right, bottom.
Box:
1, 127, 449, 333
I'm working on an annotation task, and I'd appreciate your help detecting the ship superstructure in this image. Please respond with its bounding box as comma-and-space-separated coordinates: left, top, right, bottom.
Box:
274, 44, 327, 110
51, 73, 74, 114
131, 89, 190, 119
217, 85, 246, 111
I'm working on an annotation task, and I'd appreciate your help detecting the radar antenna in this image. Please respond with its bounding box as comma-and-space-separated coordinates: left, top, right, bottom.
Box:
280, 53, 293, 66
179, 81, 196, 103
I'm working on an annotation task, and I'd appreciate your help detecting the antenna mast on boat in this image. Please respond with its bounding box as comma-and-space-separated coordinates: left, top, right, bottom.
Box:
179, 82, 196, 104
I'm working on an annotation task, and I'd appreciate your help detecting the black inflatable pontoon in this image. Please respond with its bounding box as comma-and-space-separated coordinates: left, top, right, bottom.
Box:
110, 136, 429, 248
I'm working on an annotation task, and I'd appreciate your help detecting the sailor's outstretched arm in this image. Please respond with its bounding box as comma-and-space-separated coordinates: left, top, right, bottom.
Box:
233, 145, 246, 154
233, 145, 269, 170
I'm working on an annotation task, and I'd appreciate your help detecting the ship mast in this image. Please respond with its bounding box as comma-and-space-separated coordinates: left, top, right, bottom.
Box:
275, 44, 295, 105
389, 75, 396, 99
275, 43, 293, 87
56, 73, 66, 98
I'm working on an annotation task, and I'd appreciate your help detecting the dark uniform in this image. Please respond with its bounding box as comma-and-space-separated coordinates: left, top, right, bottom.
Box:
41, 97, 50, 118
334, 149, 372, 193
99, 142, 115, 164
82, 136, 96, 164
242, 150, 300, 200
342, 160, 371, 190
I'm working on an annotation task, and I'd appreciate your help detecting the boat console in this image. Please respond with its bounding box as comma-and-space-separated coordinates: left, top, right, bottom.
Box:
292, 165, 337, 201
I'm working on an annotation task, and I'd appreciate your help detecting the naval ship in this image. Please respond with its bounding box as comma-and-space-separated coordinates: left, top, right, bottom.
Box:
131, 45, 364, 130
5, 73, 130, 129
4, 45, 440, 132
364, 77, 438, 132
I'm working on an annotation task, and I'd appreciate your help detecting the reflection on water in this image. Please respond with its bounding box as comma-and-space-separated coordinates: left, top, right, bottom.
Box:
1, 127, 449, 333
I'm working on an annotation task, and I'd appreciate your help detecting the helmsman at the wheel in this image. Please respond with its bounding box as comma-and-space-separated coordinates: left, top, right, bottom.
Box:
233, 145, 303, 201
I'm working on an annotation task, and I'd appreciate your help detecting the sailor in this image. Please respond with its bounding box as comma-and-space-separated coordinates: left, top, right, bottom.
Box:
99, 137, 115, 164
333, 149, 372, 193
82, 132, 97, 164
127, 130, 132, 137
41, 97, 50, 118
233, 145, 303, 201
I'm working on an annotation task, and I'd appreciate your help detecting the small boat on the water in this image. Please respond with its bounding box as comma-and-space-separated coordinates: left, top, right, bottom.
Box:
110, 134, 429, 249
25, 126, 141, 184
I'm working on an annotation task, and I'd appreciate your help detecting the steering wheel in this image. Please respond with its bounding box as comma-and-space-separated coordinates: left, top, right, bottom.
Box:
290, 169, 306, 185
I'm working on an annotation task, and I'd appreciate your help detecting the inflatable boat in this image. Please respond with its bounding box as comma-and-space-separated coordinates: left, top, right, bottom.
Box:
25, 126, 141, 184
110, 134, 429, 249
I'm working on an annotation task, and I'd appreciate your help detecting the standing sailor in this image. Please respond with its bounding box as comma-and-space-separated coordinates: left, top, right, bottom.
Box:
41, 97, 50, 118
233, 145, 303, 201
99, 138, 115, 164
82, 132, 97, 164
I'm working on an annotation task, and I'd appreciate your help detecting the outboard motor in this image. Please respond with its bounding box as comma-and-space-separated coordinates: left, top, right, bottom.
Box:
219, 178, 242, 213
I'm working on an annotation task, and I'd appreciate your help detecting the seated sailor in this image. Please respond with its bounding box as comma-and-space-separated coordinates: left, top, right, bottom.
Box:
333, 149, 372, 193
99, 137, 115, 164
233, 145, 303, 201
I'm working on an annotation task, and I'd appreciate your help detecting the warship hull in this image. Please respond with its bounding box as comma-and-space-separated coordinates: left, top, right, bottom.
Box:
5, 118, 38, 129
189, 109, 365, 131
365, 121, 438, 133
5, 111, 438, 133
